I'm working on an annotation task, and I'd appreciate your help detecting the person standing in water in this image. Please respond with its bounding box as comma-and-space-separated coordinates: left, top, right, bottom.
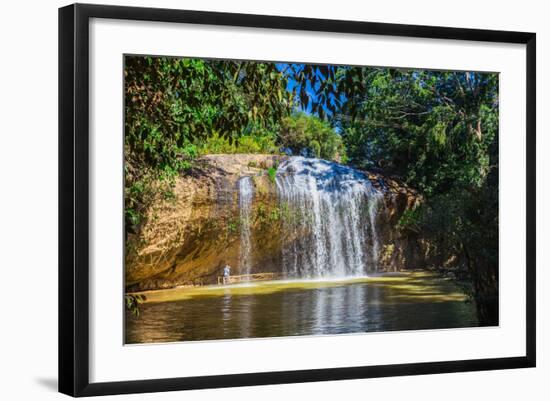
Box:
222, 263, 231, 285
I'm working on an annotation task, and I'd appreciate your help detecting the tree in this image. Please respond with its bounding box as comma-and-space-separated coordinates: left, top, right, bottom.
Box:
125, 56, 293, 171
279, 112, 346, 161
124, 56, 294, 236
337, 69, 498, 196
291, 65, 499, 325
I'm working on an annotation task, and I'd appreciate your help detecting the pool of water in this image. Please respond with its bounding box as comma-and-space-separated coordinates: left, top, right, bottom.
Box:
125, 272, 478, 344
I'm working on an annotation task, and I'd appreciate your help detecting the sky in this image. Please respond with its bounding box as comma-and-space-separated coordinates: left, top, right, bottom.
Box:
275, 62, 345, 118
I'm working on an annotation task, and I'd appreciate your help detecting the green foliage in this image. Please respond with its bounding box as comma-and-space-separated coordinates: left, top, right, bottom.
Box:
299, 65, 499, 324
126, 56, 292, 169
397, 208, 422, 233
226, 219, 239, 235
125, 294, 147, 318
309, 140, 321, 158
267, 167, 277, 183
415, 184, 499, 324
126, 56, 291, 162
335, 69, 498, 196
279, 112, 345, 161
124, 56, 293, 237
253, 202, 286, 228
198, 131, 279, 155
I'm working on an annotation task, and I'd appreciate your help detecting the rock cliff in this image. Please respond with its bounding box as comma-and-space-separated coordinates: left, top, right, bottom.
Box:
125, 154, 425, 291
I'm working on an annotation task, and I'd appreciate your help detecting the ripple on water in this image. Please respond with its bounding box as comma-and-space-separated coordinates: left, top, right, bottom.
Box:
125, 272, 479, 344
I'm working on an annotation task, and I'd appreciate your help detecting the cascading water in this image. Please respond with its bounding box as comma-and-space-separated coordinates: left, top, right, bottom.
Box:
275, 157, 383, 278
367, 197, 382, 271
238, 176, 254, 277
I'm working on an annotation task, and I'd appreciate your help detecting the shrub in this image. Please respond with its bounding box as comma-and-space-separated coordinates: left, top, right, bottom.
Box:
198, 132, 279, 155
279, 112, 345, 161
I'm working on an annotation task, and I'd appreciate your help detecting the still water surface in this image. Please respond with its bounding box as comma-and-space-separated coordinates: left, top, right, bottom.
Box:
125, 272, 478, 344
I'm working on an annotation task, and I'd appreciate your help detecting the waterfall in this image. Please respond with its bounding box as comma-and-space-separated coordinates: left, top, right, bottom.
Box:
238, 176, 254, 277
275, 157, 383, 278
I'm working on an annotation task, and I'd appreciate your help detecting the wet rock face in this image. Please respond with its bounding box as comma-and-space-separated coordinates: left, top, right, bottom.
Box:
125, 154, 286, 291
365, 171, 428, 272
125, 154, 425, 291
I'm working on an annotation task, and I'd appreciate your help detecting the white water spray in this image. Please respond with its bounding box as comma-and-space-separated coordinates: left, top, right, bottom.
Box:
275, 157, 383, 278
238, 176, 254, 277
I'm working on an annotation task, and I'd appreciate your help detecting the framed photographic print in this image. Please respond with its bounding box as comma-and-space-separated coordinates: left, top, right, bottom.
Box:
59, 3, 536, 397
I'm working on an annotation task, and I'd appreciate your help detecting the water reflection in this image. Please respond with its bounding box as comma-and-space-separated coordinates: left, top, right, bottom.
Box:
125, 274, 478, 344
221, 290, 232, 337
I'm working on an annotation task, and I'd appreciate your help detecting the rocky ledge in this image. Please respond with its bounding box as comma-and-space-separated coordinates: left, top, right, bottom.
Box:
125, 154, 425, 291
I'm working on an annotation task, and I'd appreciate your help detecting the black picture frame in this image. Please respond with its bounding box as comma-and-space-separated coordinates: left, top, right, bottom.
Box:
59, 3, 536, 397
